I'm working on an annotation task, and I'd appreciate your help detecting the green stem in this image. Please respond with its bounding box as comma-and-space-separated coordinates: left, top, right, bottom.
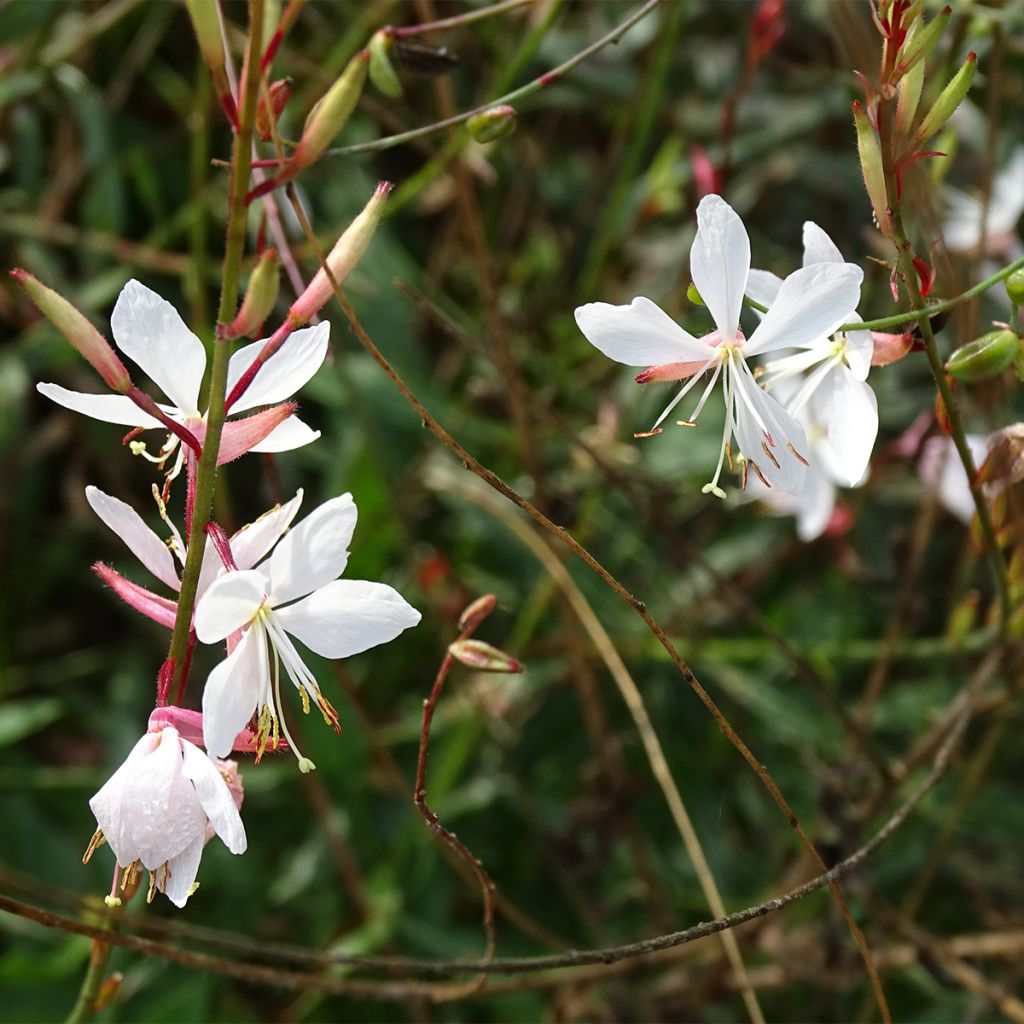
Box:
65, 940, 111, 1024
166, 1, 265, 695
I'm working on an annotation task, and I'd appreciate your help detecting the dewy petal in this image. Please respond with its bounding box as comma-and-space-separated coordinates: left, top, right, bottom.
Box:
86, 486, 181, 591
180, 740, 247, 854
226, 322, 330, 413
691, 194, 751, 340
801, 222, 844, 266
744, 262, 863, 357
161, 832, 204, 908
744, 269, 784, 310
574, 297, 711, 367
248, 415, 321, 453
36, 383, 164, 428
194, 570, 266, 642
232, 490, 304, 571
268, 493, 357, 606
201, 626, 266, 759
275, 579, 421, 659
110, 280, 207, 416
820, 366, 878, 487
89, 733, 159, 866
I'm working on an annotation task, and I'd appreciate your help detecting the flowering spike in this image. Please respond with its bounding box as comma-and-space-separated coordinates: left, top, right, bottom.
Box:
852, 101, 891, 236
914, 52, 977, 145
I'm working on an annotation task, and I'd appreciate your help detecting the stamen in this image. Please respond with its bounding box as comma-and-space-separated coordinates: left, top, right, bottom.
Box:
761, 440, 781, 470
262, 617, 315, 770
787, 441, 810, 466
82, 828, 106, 864
703, 362, 734, 499
749, 460, 771, 487
152, 484, 187, 566
740, 459, 749, 490
633, 428, 663, 439
675, 420, 697, 428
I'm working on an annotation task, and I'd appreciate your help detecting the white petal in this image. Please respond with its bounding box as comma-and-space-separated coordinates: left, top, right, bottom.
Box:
574, 297, 711, 367
820, 367, 878, 487
194, 570, 266, 642
226, 322, 330, 413
89, 732, 159, 866
248, 416, 321, 453
201, 626, 266, 759
990, 148, 1024, 235
180, 740, 247, 854
269, 493, 357, 606
801, 222, 844, 266
161, 833, 204, 908
691, 195, 750, 340
794, 465, 837, 541
276, 579, 421, 659
110, 280, 207, 416
85, 486, 180, 591
744, 269, 784, 310
37, 383, 163, 428
842, 314, 873, 381
920, 435, 989, 523
745, 262, 863, 357
232, 490, 304, 571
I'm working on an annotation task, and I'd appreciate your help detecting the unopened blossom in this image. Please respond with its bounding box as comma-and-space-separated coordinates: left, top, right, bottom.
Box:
84, 725, 246, 908
195, 493, 421, 770
38, 280, 328, 480
745, 222, 878, 488
944, 147, 1024, 257
575, 195, 862, 497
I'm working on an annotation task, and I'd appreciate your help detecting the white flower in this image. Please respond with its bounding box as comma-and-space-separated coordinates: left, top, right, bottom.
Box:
919, 434, 990, 523
194, 494, 421, 769
38, 279, 328, 479
85, 725, 246, 908
575, 195, 862, 497
745, 222, 878, 488
943, 147, 1024, 257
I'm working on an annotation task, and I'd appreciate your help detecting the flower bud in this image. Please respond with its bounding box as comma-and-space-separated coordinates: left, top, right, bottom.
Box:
11, 269, 131, 392
458, 594, 498, 633
467, 105, 517, 143
185, 0, 236, 127
914, 52, 977, 145
448, 639, 523, 673
894, 50, 924, 137
227, 249, 280, 339
288, 181, 391, 326
946, 329, 1019, 382
1005, 268, 1024, 306
93, 973, 124, 1013
852, 101, 891, 236
893, 6, 950, 79
293, 50, 369, 171
255, 78, 292, 141
369, 29, 402, 98
687, 283, 704, 306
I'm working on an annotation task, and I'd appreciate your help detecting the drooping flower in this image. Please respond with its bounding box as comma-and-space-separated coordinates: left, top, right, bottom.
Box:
84, 724, 246, 908
943, 147, 1024, 257
38, 280, 328, 481
194, 493, 421, 769
575, 195, 862, 497
745, 222, 878, 487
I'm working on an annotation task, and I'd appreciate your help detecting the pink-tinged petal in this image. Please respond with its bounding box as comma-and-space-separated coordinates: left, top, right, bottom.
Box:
149, 707, 204, 746
226, 322, 330, 413
635, 360, 709, 383
801, 222, 844, 266
745, 262, 863, 358
818, 367, 877, 487
195, 570, 266, 643
110, 280, 207, 415
870, 331, 913, 366
231, 490, 304, 571
574, 297, 711, 367
691, 194, 751, 340
93, 563, 179, 628
89, 732, 160, 866
86, 486, 181, 591
744, 269, 784, 310
161, 833, 204, 908
180, 740, 247, 854
36, 383, 163, 428
231, 726, 288, 753
269, 493, 357, 606
275, 579, 421, 659
201, 625, 266, 759
248, 415, 320, 453
217, 403, 296, 464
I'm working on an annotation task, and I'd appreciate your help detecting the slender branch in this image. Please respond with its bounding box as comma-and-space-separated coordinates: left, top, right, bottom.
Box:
391, 0, 534, 38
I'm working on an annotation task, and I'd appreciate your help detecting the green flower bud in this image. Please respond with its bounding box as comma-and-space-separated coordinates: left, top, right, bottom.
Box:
467, 105, 517, 143
228, 250, 280, 339
185, 0, 224, 78
368, 29, 402, 98
894, 48, 925, 137
945, 328, 1020, 382
687, 283, 704, 306
294, 50, 369, 170
852, 101, 891, 236
1005, 268, 1024, 306
915, 52, 977, 144
893, 6, 951, 79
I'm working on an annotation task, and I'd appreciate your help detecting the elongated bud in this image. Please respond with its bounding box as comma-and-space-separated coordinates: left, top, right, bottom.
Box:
894, 49, 925, 137
369, 29, 402, 98
1006, 269, 1024, 306
448, 639, 523, 673
852, 101, 891, 236
893, 6, 950, 80
914, 52, 976, 144
458, 594, 498, 633
288, 181, 391, 326
185, 0, 237, 128
293, 50, 369, 170
467, 105, 517, 143
946, 329, 1020, 382
226, 250, 280, 339
12, 269, 131, 392
256, 78, 292, 141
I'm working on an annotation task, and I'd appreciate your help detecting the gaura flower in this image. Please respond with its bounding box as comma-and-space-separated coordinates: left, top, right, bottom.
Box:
38, 280, 328, 480
943, 147, 1024, 257
745, 222, 878, 487
575, 195, 862, 497
194, 493, 421, 770
84, 724, 246, 908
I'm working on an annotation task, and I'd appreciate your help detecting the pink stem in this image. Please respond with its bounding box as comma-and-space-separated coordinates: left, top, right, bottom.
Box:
127, 387, 202, 456
205, 522, 239, 570
224, 320, 292, 411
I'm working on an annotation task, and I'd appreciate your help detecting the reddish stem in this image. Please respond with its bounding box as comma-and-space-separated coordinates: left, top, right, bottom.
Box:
224, 320, 291, 412
126, 387, 202, 456
205, 522, 239, 571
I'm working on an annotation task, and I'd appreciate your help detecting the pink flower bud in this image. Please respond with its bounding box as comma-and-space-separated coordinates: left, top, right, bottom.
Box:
458, 594, 498, 633
12, 269, 131, 392
448, 638, 523, 673
255, 79, 292, 141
